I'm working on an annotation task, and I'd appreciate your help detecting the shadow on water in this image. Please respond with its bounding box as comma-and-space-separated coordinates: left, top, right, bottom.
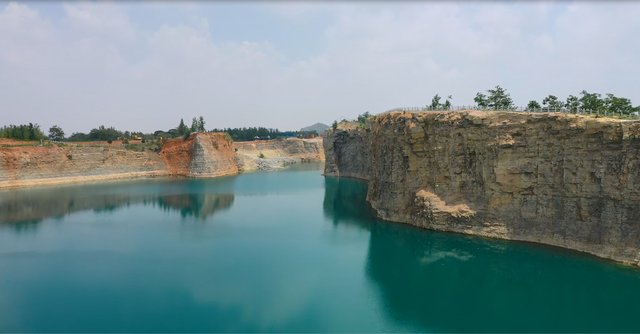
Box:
322, 175, 640, 332
322, 176, 376, 230
0, 179, 236, 231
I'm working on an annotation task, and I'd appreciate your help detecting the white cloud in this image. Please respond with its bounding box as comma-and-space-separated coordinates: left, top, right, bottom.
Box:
0, 2, 639, 134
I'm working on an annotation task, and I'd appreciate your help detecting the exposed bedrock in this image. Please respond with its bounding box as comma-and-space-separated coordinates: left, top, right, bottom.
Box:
234, 137, 324, 172
0, 133, 325, 189
161, 133, 238, 177
324, 110, 640, 266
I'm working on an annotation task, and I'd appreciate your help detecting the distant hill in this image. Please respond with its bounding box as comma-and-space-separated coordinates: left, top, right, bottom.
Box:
300, 123, 329, 134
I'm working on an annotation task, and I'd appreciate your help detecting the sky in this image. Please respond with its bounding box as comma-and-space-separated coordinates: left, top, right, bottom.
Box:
1, 1, 639, 134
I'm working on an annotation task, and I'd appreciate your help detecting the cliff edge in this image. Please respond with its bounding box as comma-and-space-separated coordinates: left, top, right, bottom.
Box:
324, 110, 640, 266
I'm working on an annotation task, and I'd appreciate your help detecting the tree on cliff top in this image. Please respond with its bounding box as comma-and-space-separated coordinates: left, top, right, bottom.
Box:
198, 116, 206, 132
526, 100, 541, 111
48, 125, 65, 141
487, 86, 513, 110
542, 95, 563, 110
177, 119, 189, 136
430, 94, 441, 109
0, 123, 44, 141
430, 94, 452, 110
565, 95, 580, 112
603, 93, 636, 115
474, 93, 488, 108
190, 116, 206, 133
88, 125, 122, 141
579, 90, 604, 112
475, 86, 513, 110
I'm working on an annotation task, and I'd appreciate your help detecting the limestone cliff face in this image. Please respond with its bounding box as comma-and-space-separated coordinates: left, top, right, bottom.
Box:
188, 133, 238, 177
324, 111, 640, 266
161, 133, 238, 177
234, 137, 324, 172
323, 128, 370, 179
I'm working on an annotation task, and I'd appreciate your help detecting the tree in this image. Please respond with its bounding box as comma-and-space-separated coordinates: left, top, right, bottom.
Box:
475, 86, 512, 110
579, 90, 604, 112
198, 116, 206, 132
357, 112, 370, 123
88, 125, 122, 141
177, 119, 189, 136
0, 123, 44, 140
191, 118, 198, 132
332, 120, 338, 130
603, 93, 635, 115
542, 95, 563, 110
565, 95, 580, 112
487, 86, 513, 110
48, 125, 65, 141
430, 94, 441, 109
527, 100, 541, 111
474, 93, 488, 108
443, 95, 452, 110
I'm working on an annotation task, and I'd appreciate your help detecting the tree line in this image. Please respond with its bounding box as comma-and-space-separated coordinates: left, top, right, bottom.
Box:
0, 123, 45, 141
423, 86, 639, 115
208, 127, 317, 141
1, 115, 315, 143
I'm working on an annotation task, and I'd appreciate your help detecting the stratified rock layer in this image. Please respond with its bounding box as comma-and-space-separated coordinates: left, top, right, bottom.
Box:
162, 133, 238, 177
0, 133, 239, 187
0, 133, 325, 188
234, 138, 324, 172
324, 110, 640, 266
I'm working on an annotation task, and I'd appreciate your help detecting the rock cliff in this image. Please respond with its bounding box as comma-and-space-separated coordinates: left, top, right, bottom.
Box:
234, 137, 324, 171
324, 110, 640, 266
0, 133, 324, 188
162, 133, 238, 177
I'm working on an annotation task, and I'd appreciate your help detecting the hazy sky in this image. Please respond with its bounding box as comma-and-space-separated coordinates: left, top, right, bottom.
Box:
1, 1, 639, 133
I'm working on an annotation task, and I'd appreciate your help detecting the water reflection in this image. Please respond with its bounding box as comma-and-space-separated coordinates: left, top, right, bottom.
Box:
323, 175, 640, 332
0, 181, 234, 227
363, 203, 640, 332
322, 177, 375, 230
157, 193, 234, 219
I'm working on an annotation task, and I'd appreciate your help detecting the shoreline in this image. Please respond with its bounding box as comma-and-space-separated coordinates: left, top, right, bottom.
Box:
0, 171, 171, 190
0, 160, 326, 191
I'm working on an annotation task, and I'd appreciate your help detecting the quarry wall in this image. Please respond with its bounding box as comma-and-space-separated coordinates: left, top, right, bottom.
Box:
324, 110, 640, 266
0, 133, 324, 188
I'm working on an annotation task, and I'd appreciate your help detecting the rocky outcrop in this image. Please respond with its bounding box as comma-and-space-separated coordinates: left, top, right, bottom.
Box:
234, 137, 324, 172
323, 126, 370, 179
161, 133, 238, 177
324, 110, 640, 266
0, 132, 239, 188
0, 133, 324, 189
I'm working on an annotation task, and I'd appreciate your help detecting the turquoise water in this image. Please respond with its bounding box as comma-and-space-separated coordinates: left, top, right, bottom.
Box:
1, 164, 640, 332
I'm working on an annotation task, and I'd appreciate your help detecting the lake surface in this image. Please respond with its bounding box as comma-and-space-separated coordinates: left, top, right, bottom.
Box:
1, 163, 640, 332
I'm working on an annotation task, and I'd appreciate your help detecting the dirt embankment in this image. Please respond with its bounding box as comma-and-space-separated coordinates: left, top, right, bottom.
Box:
325, 110, 640, 266
0, 141, 168, 188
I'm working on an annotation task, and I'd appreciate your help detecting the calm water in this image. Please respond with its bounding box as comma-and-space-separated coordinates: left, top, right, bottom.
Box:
1, 164, 640, 332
